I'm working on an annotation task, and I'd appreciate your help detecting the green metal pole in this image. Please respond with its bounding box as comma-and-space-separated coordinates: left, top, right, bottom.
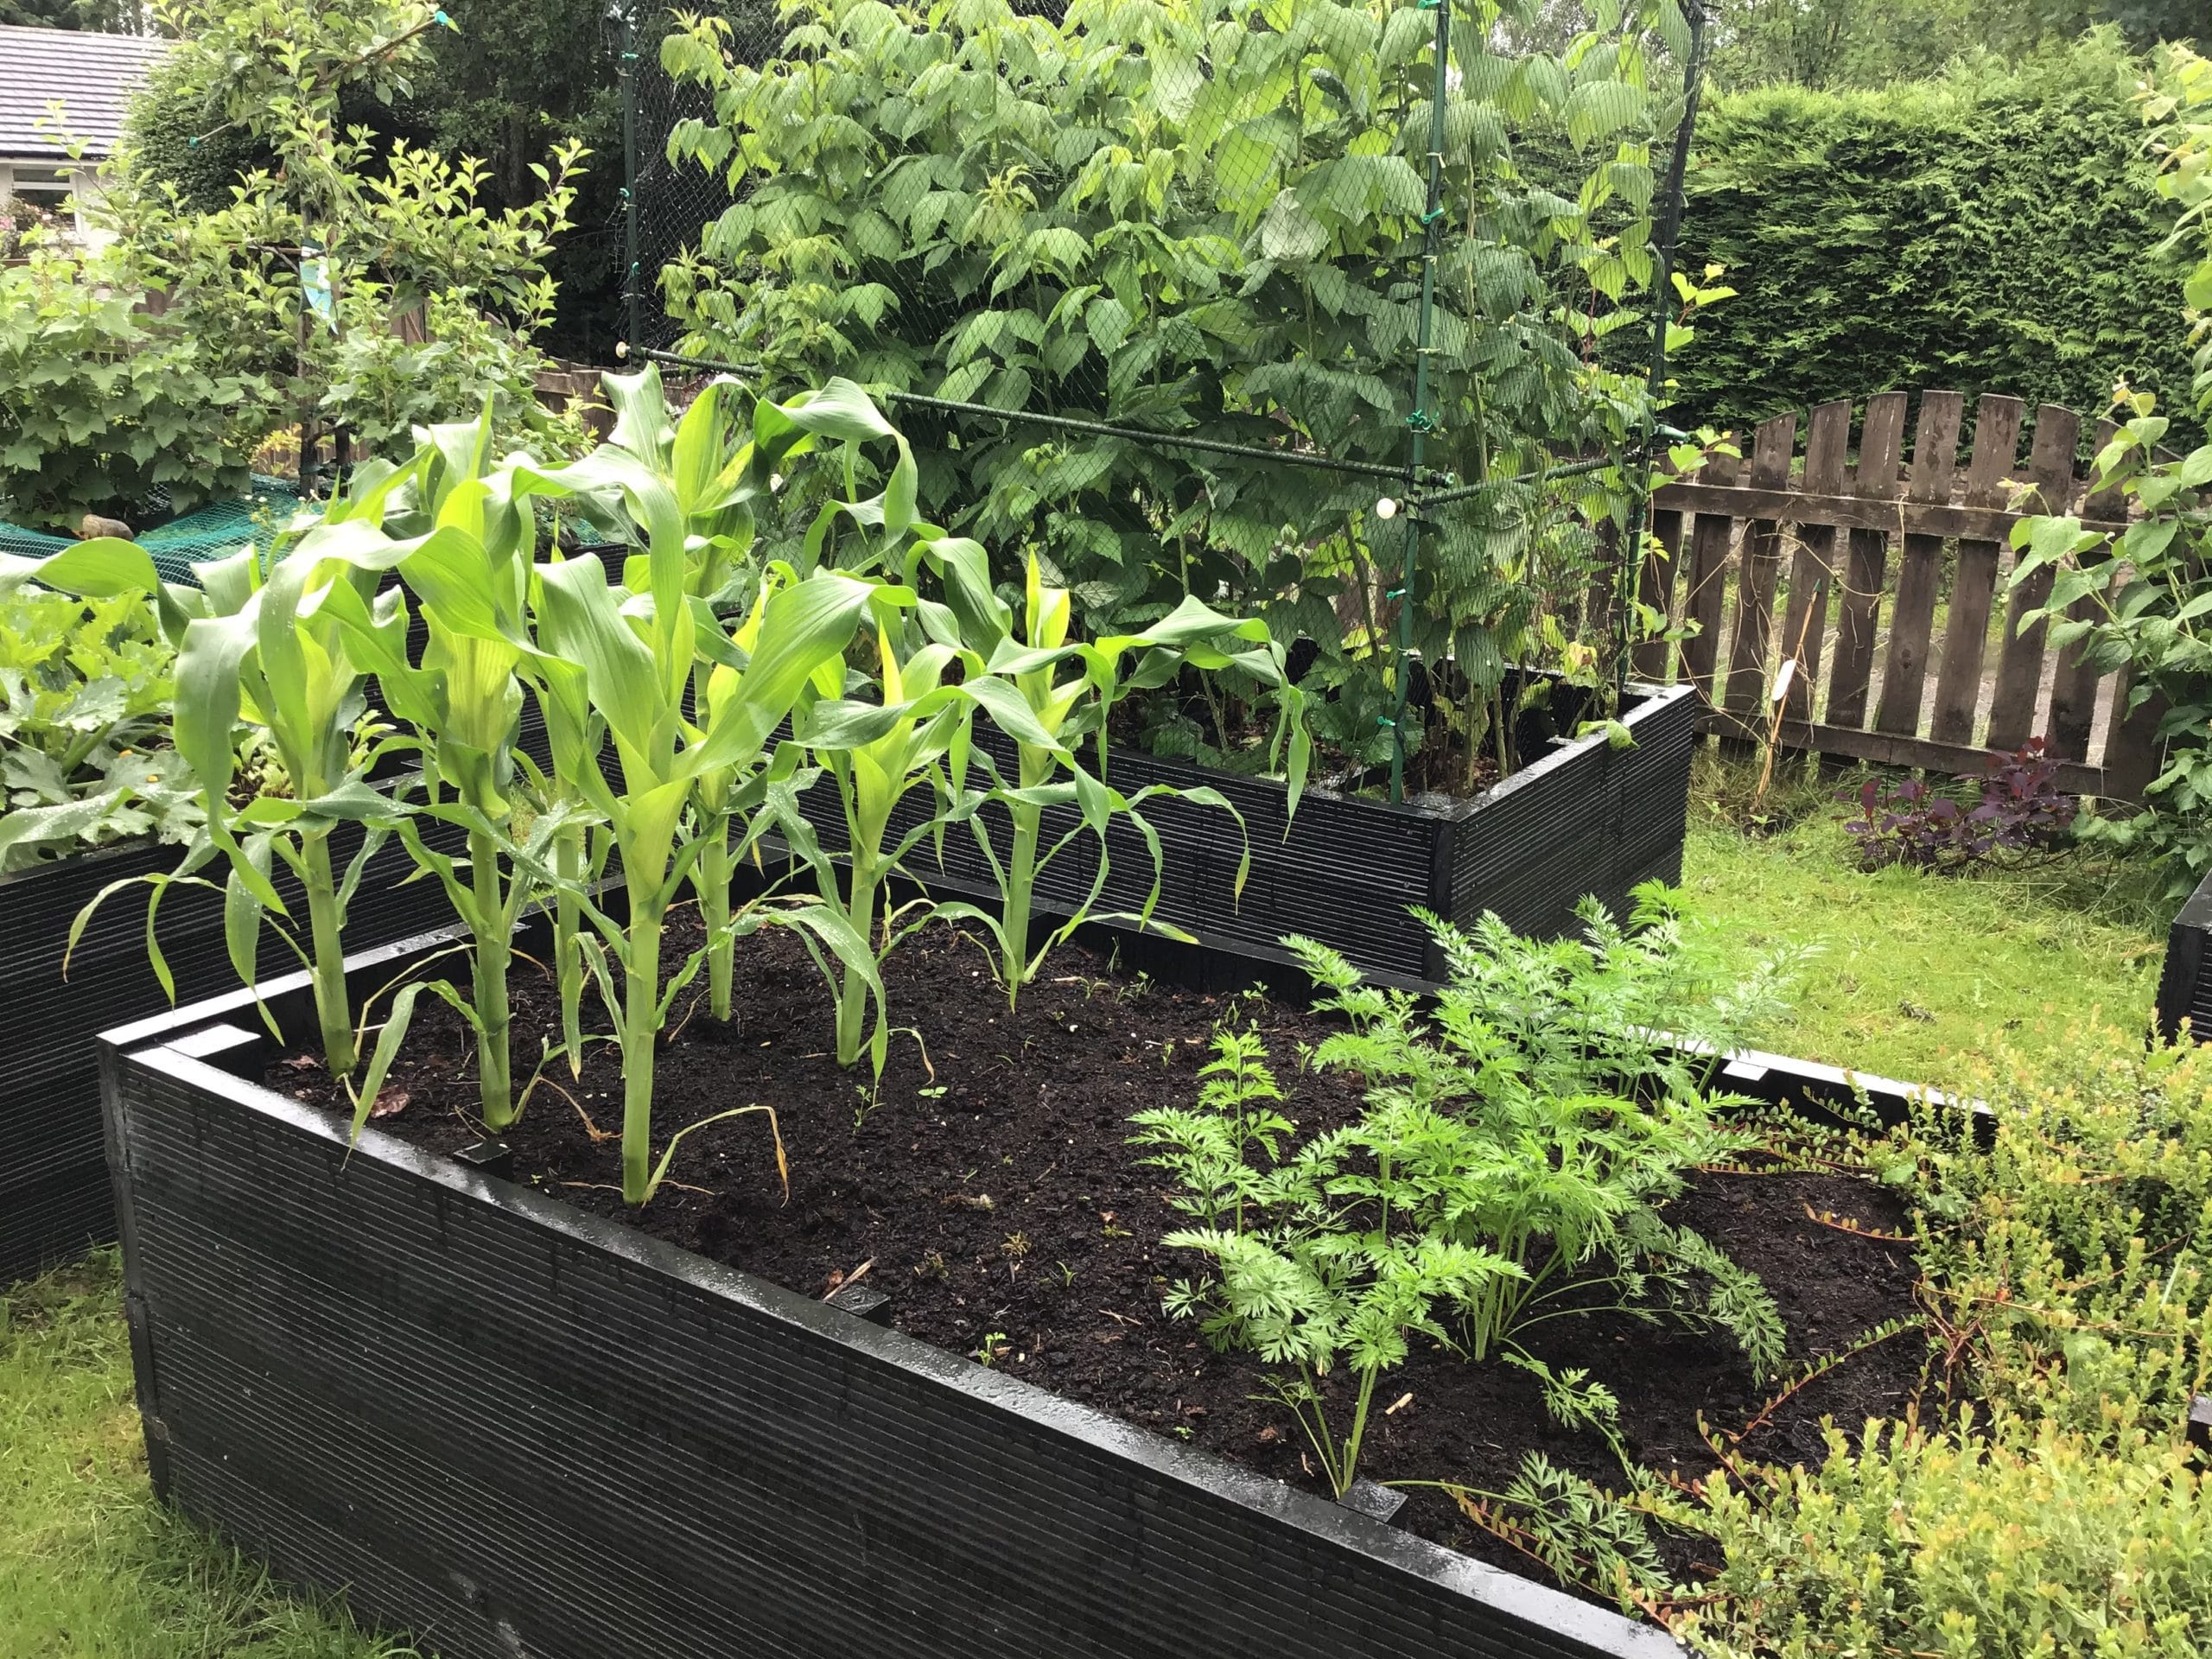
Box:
1612, 0, 1710, 697
620, 3, 642, 355
1388, 0, 1453, 804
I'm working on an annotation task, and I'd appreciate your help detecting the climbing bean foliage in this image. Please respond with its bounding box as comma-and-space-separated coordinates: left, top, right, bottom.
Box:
658, 0, 1690, 766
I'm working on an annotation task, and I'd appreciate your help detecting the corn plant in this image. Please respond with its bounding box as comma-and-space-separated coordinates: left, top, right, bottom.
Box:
175, 488, 434, 1079
599, 363, 923, 1022
9, 499, 415, 1079
506, 431, 900, 1202
315, 415, 589, 1131
775, 590, 1069, 1070
906, 536, 1310, 1007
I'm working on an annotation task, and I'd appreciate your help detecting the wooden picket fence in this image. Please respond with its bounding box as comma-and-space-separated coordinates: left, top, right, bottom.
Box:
534, 361, 613, 442
1633, 389, 2164, 799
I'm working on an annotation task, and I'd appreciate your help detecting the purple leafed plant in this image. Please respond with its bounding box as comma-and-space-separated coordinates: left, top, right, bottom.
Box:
1839, 739, 2078, 871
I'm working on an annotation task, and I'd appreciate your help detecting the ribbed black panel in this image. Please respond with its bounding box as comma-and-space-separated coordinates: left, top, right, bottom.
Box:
106, 1033, 1672, 1659
0, 1154, 110, 1282
0, 826, 451, 1282
2156, 868, 2212, 1045
1450, 683, 1696, 948
838, 734, 1450, 976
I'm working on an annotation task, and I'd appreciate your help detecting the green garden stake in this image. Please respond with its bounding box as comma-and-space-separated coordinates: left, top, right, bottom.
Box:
1388, 0, 1452, 804
1612, 0, 1711, 698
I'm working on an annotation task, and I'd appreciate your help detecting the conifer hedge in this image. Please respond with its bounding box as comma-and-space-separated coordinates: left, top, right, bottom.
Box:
1671, 37, 2196, 440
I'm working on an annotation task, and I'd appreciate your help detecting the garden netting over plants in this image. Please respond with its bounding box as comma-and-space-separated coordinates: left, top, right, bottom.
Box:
0, 476, 310, 587
621, 0, 1713, 797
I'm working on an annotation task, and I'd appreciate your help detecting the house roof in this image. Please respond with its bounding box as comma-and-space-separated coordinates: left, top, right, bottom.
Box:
0, 25, 170, 164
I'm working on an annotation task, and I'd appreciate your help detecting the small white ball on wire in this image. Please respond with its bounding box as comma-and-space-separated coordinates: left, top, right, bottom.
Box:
1375, 496, 1398, 520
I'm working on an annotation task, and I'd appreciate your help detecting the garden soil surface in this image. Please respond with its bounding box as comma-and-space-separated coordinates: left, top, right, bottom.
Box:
276, 914, 1924, 1598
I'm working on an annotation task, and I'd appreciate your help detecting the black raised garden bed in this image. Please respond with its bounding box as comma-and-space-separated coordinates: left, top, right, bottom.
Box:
0, 826, 455, 1284
99, 906, 1933, 1659
2157, 867, 2212, 1045
794, 677, 1696, 988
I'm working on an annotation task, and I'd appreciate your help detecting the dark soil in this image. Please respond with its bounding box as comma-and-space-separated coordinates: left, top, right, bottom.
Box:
275, 915, 1925, 1597
1395, 725, 1505, 801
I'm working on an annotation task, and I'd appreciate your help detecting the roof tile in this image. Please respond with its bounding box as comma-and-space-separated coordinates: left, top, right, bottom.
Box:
0, 24, 171, 163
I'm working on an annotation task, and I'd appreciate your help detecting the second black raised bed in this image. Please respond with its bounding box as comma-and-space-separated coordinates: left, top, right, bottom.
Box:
0, 826, 454, 1283
2157, 868, 2212, 1045
794, 677, 1698, 986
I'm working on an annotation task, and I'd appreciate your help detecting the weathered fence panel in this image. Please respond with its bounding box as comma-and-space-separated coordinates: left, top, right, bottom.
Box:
1644, 388, 2152, 798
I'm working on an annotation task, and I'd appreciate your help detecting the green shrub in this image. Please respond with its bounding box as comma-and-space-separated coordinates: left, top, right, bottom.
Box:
657, 0, 1691, 762
1670, 34, 2196, 437
1669, 1411, 2212, 1659
0, 251, 279, 530
95, 0, 588, 480
1643, 1027, 2212, 1658
317, 288, 589, 464
120, 53, 275, 219
2004, 47, 2212, 893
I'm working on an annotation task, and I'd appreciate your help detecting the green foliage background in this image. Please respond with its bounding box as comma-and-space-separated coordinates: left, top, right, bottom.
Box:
1669, 35, 2197, 436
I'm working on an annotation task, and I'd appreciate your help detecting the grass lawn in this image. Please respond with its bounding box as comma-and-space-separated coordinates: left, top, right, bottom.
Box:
1677, 752, 2172, 1083
0, 1252, 406, 1658
0, 752, 2179, 1653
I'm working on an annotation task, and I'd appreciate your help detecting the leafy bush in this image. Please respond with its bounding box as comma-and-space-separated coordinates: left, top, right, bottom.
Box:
1837, 740, 2077, 871
0, 584, 200, 870
0, 251, 279, 530
318, 288, 590, 464
1135, 891, 1798, 1494
1671, 35, 2196, 437
2005, 46, 2212, 894
1664, 1410, 2212, 1659
658, 0, 1690, 765
95, 0, 588, 475
1637, 1028, 2212, 1658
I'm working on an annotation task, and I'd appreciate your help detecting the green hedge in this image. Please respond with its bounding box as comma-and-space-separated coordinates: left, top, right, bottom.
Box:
1670, 37, 2198, 441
